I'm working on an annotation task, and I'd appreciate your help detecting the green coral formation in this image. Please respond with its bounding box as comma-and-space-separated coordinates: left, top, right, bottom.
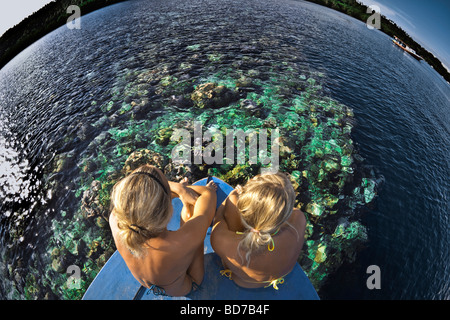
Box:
72, 61, 378, 296
301, 219, 368, 288
10, 47, 379, 299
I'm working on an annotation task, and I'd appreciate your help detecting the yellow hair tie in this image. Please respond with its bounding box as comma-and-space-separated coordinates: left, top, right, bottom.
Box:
236, 229, 279, 251
267, 228, 280, 252
268, 237, 275, 252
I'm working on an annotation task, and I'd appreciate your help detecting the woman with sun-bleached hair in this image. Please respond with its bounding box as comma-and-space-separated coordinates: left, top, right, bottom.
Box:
211, 172, 306, 290
109, 164, 217, 297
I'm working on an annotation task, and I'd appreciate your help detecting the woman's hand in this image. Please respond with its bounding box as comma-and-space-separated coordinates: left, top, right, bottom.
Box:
182, 179, 217, 221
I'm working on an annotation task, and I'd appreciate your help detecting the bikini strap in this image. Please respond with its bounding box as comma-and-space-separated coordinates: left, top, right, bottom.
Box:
263, 277, 285, 290
220, 269, 233, 280
220, 268, 287, 290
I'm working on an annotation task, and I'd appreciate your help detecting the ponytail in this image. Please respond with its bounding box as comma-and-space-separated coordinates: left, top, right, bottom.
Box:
116, 220, 161, 256
235, 172, 296, 266
237, 226, 276, 266
110, 165, 172, 257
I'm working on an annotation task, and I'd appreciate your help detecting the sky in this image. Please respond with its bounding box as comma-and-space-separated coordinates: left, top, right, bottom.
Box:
0, 0, 449, 69
0, 0, 56, 36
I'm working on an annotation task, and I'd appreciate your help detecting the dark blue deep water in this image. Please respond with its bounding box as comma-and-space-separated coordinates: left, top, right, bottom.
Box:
0, 0, 448, 299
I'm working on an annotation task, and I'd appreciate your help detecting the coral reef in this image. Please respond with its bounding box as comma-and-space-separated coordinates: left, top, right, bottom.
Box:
70, 62, 378, 298
12, 47, 380, 300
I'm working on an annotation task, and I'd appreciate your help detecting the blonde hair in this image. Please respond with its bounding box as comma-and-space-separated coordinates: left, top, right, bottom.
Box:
236, 172, 296, 265
110, 165, 172, 257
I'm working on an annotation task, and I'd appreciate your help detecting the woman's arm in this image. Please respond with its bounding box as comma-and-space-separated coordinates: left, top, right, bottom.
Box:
179, 185, 217, 236
210, 202, 232, 255
210, 187, 246, 254
221, 189, 245, 232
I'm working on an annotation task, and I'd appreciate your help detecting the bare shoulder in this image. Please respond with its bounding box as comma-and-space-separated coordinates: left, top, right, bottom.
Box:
288, 208, 306, 234
210, 222, 239, 257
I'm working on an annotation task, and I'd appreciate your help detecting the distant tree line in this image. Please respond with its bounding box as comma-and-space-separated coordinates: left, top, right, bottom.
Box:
0, 0, 126, 70
304, 0, 450, 83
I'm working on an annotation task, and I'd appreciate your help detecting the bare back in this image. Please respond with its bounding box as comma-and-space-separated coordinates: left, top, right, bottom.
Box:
110, 213, 198, 295
211, 192, 306, 288
109, 184, 216, 296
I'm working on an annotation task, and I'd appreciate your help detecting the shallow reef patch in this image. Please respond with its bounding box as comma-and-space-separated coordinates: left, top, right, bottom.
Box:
14, 54, 381, 299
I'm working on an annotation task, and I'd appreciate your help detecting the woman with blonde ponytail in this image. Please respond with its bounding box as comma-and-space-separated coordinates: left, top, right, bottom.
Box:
109, 164, 217, 296
211, 172, 306, 290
